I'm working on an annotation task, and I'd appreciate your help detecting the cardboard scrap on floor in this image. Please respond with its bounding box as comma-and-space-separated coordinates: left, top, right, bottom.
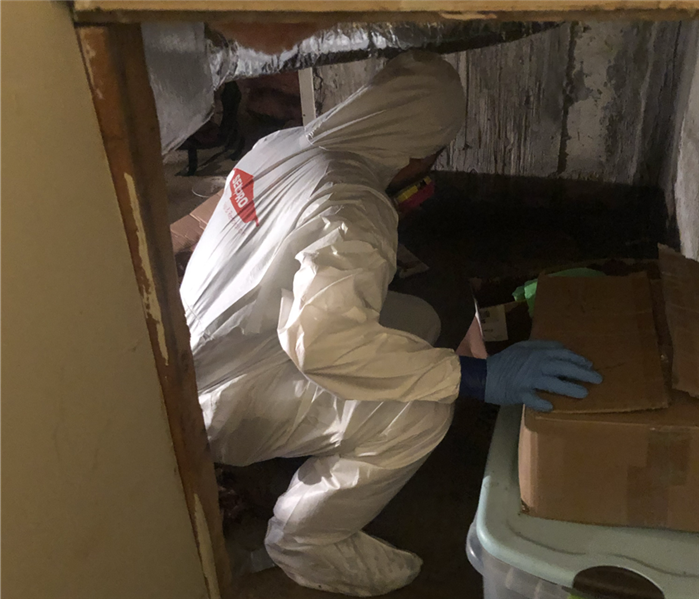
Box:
170, 190, 222, 255
518, 249, 699, 533
170, 191, 222, 282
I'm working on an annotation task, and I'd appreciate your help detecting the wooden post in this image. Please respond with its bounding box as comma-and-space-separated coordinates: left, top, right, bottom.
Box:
298, 67, 317, 125
76, 25, 232, 599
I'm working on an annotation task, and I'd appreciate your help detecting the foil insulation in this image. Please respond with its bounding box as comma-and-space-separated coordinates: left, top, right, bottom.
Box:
142, 22, 215, 154
144, 21, 556, 153
208, 21, 557, 83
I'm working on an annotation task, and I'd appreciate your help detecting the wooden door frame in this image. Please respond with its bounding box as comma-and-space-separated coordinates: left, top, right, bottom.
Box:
76, 24, 231, 599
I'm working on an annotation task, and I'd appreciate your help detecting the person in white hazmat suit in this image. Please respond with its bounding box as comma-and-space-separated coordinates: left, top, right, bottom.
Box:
180, 51, 602, 596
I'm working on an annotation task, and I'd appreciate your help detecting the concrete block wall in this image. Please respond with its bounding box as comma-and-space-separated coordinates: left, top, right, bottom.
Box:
313, 21, 699, 256
313, 22, 685, 187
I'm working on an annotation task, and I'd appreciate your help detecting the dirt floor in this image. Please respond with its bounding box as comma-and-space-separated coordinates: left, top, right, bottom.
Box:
168, 166, 668, 599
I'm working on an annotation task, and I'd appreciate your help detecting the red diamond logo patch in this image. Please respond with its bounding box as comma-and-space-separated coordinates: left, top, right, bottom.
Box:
227, 168, 258, 226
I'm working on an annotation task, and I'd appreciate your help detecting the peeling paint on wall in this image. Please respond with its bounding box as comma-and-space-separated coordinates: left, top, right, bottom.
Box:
79, 39, 105, 101
124, 173, 171, 365
440, 25, 569, 178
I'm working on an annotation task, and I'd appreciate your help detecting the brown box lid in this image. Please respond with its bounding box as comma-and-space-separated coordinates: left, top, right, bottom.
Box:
531, 272, 670, 414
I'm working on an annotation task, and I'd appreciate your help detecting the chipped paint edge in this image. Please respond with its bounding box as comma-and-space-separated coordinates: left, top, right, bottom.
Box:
78, 37, 105, 101
124, 172, 170, 365
194, 493, 223, 599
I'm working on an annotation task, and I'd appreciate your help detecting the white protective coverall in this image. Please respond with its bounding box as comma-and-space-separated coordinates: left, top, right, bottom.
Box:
180, 51, 466, 596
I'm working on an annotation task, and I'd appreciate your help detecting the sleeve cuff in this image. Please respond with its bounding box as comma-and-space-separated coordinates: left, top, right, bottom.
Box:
458, 355, 487, 401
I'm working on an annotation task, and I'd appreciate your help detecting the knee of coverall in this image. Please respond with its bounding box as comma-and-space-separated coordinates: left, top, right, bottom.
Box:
379, 292, 442, 346
347, 398, 454, 470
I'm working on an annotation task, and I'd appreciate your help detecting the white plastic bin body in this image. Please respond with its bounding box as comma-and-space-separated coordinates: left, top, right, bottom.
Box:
467, 524, 571, 599
469, 406, 699, 599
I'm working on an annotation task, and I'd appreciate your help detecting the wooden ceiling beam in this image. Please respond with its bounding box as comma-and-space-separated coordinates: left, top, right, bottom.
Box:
72, 1, 699, 23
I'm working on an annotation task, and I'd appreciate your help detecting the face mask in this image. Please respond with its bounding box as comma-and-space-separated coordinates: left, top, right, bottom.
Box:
392, 176, 435, 215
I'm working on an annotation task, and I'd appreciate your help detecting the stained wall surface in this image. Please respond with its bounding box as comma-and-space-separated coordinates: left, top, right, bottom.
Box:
662, 23, 699, 260
314, 23, 686, 186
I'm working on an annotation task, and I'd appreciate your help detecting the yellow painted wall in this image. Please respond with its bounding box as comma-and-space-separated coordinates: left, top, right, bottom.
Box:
2, 3, 210, 598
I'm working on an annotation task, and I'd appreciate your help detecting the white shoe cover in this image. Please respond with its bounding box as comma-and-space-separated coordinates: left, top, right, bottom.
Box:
266, 525, 422, 597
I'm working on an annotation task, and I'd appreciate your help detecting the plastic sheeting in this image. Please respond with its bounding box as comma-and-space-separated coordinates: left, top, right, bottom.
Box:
142, 22, 215, 154
208, 21, 556, 83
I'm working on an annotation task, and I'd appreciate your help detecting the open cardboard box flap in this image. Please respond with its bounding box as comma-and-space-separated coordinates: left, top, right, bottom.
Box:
659, 244, 699, 398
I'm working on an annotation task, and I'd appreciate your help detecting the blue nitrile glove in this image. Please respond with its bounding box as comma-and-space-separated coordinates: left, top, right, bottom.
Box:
484, 340, 603, 412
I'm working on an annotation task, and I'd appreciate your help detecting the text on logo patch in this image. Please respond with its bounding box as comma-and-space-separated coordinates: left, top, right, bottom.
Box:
227, 168, 258, 226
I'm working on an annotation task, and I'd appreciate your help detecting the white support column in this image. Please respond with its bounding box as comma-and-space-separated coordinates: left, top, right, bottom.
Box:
298, 67, 317, 125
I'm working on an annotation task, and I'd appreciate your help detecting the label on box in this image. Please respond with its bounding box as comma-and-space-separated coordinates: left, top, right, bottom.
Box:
479, 304, 508, 342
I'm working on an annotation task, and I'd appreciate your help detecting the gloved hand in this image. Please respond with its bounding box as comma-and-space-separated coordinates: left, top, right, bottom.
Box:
484, 340, 602, 412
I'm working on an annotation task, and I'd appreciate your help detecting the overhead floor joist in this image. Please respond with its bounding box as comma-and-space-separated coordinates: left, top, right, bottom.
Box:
72, 1, 699, 23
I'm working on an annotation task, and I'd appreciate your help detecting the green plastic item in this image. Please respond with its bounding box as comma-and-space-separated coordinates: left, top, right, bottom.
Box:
513, 268, 605, 316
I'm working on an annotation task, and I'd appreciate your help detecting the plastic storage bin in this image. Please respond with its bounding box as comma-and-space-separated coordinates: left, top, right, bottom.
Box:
468, 406, 699, 599
467, 523, 570, 599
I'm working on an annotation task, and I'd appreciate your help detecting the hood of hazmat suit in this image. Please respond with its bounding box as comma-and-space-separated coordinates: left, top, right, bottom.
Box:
180, 51, 466, 596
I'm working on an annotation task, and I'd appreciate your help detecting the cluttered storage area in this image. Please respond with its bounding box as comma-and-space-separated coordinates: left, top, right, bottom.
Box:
89, 13, 699, 599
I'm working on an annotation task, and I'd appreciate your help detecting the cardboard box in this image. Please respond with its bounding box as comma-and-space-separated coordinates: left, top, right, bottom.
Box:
520, 392, 699, 532
519, 248, 699, 533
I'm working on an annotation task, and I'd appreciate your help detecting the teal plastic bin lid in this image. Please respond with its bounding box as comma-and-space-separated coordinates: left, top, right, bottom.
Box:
473, 406, 699, 599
